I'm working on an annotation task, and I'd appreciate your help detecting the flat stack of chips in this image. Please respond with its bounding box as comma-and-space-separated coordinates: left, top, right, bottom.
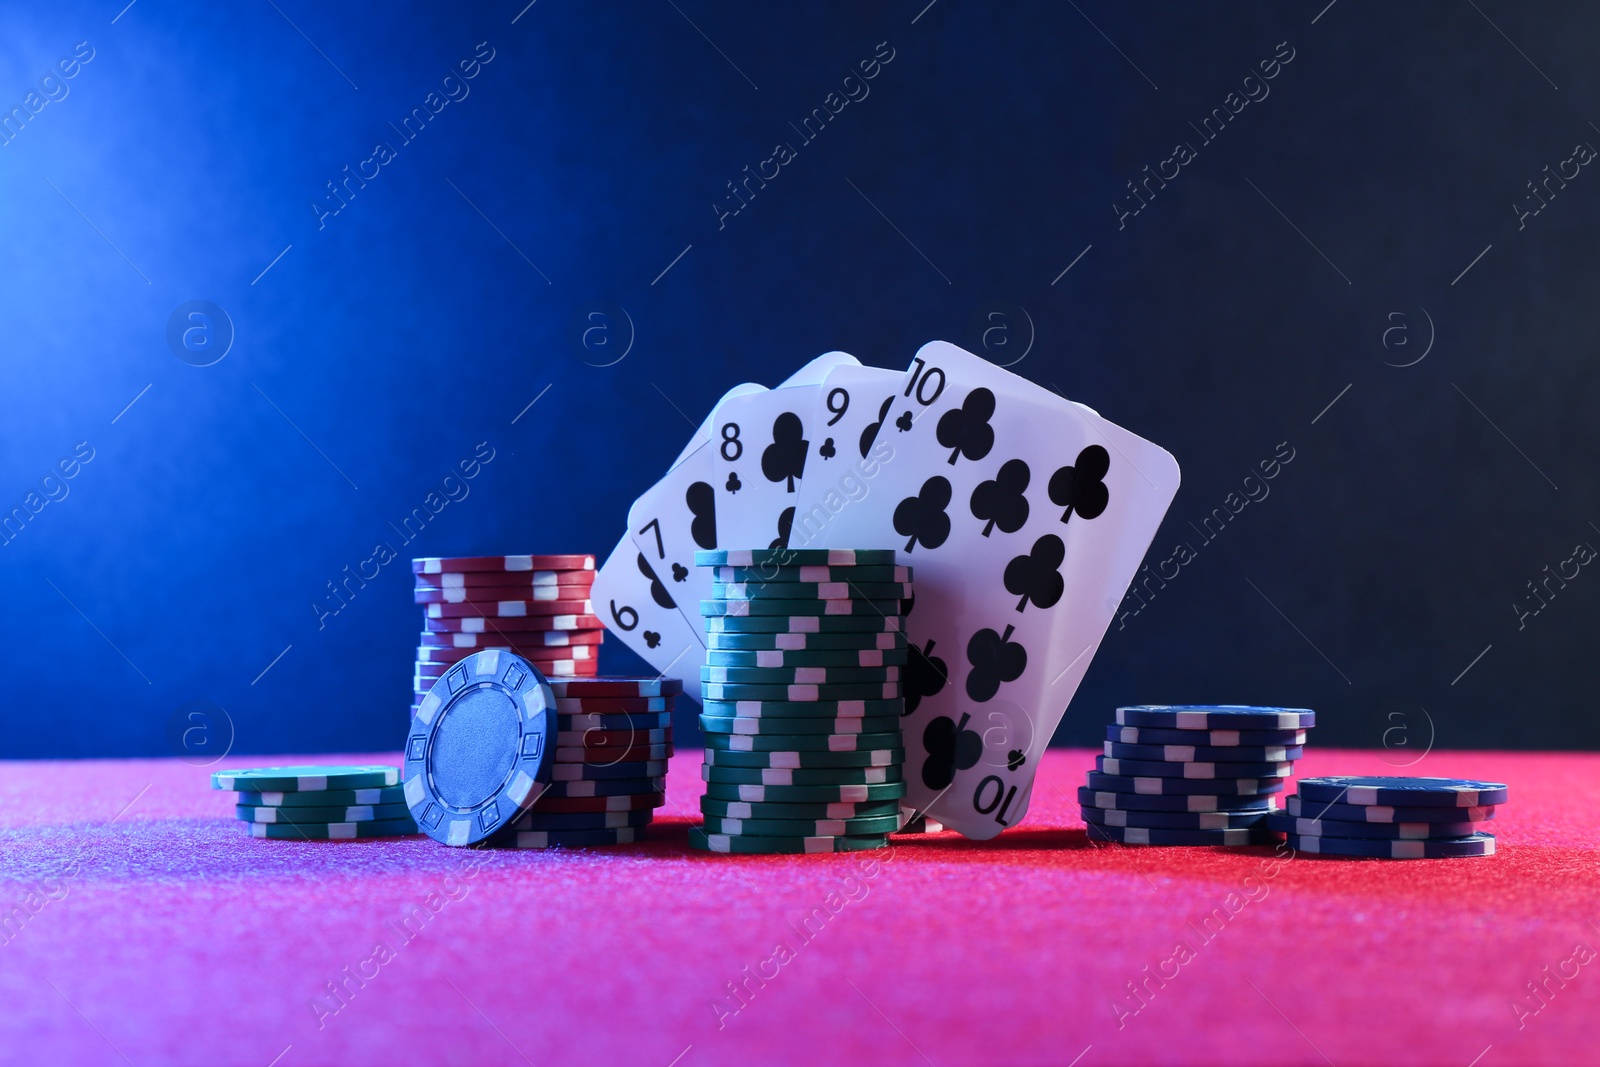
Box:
1267, 775, 1506, 859
501, 676, 679, 848
413, 554, 602, 716
1079, 705, 1316, 846
688, 548, 910, 855
213, 765, 417, 839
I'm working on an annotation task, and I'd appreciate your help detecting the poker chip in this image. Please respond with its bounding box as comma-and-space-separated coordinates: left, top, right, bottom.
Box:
1283, 831, 1497, 859
703, 682, 900, 702
211, 765, 400, 792
1114, 705, 1316, 730
249, 818, 419, 840
555, 696, 672, 713
1096, 756, 1294, 779
688, 827, 890, 853
427, 598, 595, 619
236, 786, 406, 808
1084, 822, 1274, 847
420, 660, 595, 682
703, 747, 904, 770
698, 714, 901, 736
1263, 812, 1483, 839
710, 581, 911, 601
702, 764, 903, 787
417, 643, 595, 664
547, 678, 684, 698
1284, 795, 1497, 823
700, 698, 904, 719
1105, 724, 1308, 747
694, 548, 898, 568
701, 780, 909, 804
1083, 771, 1285, 796
414, 585, 594, 605
1081, 805, 1273, 830
699, 797, 903, 821
523, 793, 663, 813
236, 802, 413, 824
702, 731, 902, 753
1102, 741, 1305, 763
416, 569, 595, 589
509, 809, 653, 831
501, 827, 641, 848
707, 631, 908, 652
705, 614, 902, 634
706, 648, 908, 669
421, 629, 605, 648
413, 554, 596, 574
701, 813, 903, 837
425, 614, 604, 633
402, 649, 558, 846
713, 565, 911, 584
557, 713, 674, 732
701, 665, 899, 686
1076, 787, 1279, 813
552, 759, 668, 780
552, 743, 672, 763
554, 727, 672, 747
539, 776, 666, 798
1295, 776, 1509, 808
701, 597, 902, 618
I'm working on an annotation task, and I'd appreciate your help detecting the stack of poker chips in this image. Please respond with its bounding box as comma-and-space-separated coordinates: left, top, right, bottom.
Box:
497, 677, 678, 848
688, 548, 909, 855
1267, 775, 1506, 859
213, 765, 417, 839
413, 554, 602, 716
1079, 705, 1316, 846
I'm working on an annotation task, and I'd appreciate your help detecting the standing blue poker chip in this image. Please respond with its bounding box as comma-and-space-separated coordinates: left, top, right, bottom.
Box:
404, 649, 558, 846
1295, 776, 1509, 808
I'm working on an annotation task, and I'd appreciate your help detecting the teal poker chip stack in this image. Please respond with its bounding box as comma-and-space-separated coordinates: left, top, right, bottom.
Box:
690, 548, 919, 853
1078, 706, 1319, 845
210, 765, 420, 840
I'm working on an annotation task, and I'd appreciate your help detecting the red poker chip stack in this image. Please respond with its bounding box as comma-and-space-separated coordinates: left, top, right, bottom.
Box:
411, 554, 603, 714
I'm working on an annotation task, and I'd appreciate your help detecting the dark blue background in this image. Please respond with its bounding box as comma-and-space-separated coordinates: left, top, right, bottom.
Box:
2, 1, 1596, 759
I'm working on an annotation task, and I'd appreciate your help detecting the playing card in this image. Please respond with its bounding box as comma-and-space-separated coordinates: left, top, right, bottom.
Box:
707, 352, 861, 551
812, 341, 1180, 839
787, 363, 904, 549
591, 532, 706, 703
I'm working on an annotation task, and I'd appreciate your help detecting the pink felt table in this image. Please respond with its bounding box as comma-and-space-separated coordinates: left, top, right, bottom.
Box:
0, 748, 1592, 1066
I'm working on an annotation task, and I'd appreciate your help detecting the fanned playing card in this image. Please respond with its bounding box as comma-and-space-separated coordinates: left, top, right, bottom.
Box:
788, 363, 903, 548
591, 532, 707, 702
707, 352, 860, 552
811, 341, 1179, 839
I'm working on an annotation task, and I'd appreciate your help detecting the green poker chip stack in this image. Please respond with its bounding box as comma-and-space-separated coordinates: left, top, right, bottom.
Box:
691, 548, 915, 855
209, 765, 421, 840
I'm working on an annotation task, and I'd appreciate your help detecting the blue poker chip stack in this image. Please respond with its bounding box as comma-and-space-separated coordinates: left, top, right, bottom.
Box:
1078, 705, 1317, 846
1268, 776, 1507, 859
689, 548, 917, 855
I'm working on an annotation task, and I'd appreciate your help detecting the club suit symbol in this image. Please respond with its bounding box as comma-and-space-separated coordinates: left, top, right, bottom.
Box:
761, 412, 809, 492
861, 396, 893, 456
635, 553, 676, 611
724, 472, 742, 494
969, 458, 1031, 536
818, 437, 836, 460
893, 476, 952, 552
922, 712, 982, 790
1003, 534, 1065, 612
965, 623, 1026, 701
769, 507, 794, 550
1047, 446, 1109, 525
686, 482, 717, 550
904, 638, 948, 715
935, 387, 996, 465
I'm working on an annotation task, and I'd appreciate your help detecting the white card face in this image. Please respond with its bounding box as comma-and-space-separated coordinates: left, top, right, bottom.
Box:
592, 533, 706, 702
814, 341, 1180, 839
778, 349, 858, 388
630, 384, 767, 642
788, 363, 905, 549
